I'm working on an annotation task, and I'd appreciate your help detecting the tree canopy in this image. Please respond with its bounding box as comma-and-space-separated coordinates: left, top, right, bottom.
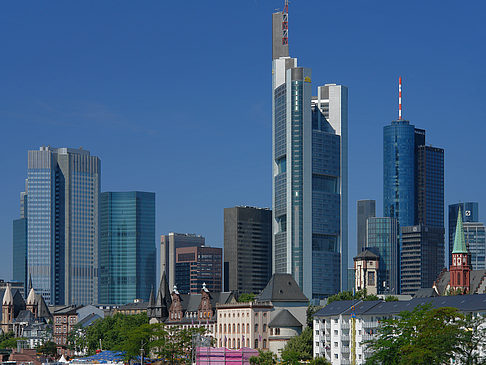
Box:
237, 293, 256, 303
327, 289, 379, 304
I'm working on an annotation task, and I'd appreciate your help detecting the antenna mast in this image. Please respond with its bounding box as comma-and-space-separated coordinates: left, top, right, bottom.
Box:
398, 76, 402, 120
282, 0, 288, 45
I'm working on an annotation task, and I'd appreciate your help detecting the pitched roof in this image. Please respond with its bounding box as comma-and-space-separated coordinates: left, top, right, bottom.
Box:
453, 207, 468, 254
268, 309, 302, 328
179, 292, 234, 312
256, 274, 308, 303
314, 300, 360, 317
413, 288, 438, 298
2, 284, 13, 305
354, 250, 379, 260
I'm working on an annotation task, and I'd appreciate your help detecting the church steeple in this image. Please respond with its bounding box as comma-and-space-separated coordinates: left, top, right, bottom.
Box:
450, 207, 471, 293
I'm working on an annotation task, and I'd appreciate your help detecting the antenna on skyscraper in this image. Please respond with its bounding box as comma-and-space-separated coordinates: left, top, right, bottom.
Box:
398, 76, 402, 120
282, 0, 288, 46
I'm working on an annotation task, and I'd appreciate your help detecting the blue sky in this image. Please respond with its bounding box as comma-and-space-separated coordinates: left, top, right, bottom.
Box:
1, 1, 485, 281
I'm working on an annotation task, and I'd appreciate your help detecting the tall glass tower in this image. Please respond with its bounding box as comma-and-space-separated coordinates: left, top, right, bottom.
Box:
26, 146, 100, 305
99, 192, 156, 305
272, 7, 348, 299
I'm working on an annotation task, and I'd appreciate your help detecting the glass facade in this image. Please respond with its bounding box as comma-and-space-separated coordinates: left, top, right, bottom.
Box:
365, 217, 399, 294
383, 120, 416, 228
357, 200, 376, 254
26, 147, 100, 305
463, 222, 486, 270
448, 203, 479, 267
13, 218, 27, 293
99, 192, 156, 305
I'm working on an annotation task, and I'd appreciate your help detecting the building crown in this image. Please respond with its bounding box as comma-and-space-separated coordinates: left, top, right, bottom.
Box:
453, 207, 468, 254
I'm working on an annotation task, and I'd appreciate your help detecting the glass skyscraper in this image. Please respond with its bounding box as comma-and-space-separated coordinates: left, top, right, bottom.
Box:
365, 217, 399, 294
25, 146, 100, 305
463, 222, 486, 270
357, 200, 376, 254
13, 183, 28, 294
272, 9, 348, 299
98, 192, 156, 305
448, 202, 479, 267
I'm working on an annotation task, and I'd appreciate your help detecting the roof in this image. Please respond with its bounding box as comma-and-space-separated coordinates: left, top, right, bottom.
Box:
14, 310, 35, 323
77, 313, 103, 328
117, 301, 148, 311
26, 288, 36, 305
268, 309, 302, 328
256, 274, 308, 303
453, 207, 468, 254
53, 305, 83, 315
354, 250, 379, 260
413, 288, 439, 298
470, 270, 486, 293
313, 294, 486, 318
179, 292, 234, 312
314, 300, 360, 317
2, 284, 13, 305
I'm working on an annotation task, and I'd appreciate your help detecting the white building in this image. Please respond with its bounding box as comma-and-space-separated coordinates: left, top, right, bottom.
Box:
313, 294, 486, 365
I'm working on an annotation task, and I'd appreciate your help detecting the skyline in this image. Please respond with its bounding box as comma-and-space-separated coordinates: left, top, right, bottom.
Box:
2, 1, 486, 281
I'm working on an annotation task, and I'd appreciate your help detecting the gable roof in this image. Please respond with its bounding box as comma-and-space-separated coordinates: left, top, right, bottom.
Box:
354, 250, 379, 260
179, 292, 234, 312
256, 274, 308, 303
268, 309, 302, 328
314, 300, 360, 317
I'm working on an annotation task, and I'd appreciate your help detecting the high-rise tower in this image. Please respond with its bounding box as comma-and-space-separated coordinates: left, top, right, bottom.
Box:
272, 4, 348, 299
25, 146, 100, 305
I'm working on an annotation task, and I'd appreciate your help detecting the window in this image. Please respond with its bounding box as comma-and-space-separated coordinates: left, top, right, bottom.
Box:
255, 323, 258, 332
334, 330, 338, 335
334, 342, 338, 348
263, 339, 267, 348
254, 339, 259, 348
316, 342, 319, 347
316, 330, 319, 335
263, 324, 267, 332
368, 271, 375, 286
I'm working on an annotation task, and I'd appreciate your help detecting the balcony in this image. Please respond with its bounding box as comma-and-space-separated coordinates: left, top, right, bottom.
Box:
341, 334, 350, 342
341, 322, 350, 329
362, 321, 379, 328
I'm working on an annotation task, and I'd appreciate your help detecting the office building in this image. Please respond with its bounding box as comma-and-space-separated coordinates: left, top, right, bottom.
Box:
223, 206, 272, 294
272, 6, 348, 299
25, 146, 100, 305
365, 217, 399, 294
160, 233, 205, 290
400, 225, 445, 295
174, 245, 222, 294
463, 222, 486, 270
12, 182, 28, 294
448, 202, 479, 267
357, 200, 375, 254
98, 192, 156, 305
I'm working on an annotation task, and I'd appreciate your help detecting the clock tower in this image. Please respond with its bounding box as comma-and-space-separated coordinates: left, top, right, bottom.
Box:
449, 208, 471, 293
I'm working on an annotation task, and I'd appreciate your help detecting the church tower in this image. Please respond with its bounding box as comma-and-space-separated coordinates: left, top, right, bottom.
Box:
1, 284, 14, 333
449, 208, 471, 293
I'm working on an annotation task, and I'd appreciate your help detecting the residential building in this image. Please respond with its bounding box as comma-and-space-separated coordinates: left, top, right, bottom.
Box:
464, 222, 486, 270
113, 298, 148, 315
224, 206, 272, 294
175, 245, 222, 294
53, 305, 104, 354
365, 217, 399, 294
98, 191, 156, 305
160, 233, 205, 290
313, 295, 486, 365
272, 6, 348, 299
24, 146, 100, 305
448, 202, 479, 267
356, 200, 375, 254
400, 225, 445, 295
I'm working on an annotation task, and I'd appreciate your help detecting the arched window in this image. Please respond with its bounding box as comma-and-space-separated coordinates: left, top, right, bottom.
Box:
237, 324, 240, 333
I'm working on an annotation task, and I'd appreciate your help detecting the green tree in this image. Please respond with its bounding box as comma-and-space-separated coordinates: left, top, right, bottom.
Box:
384, 296, 399, 302
0, 332, 24, 349
281, 326, 313, 362
36, 341, 58, 357
454, 313, 486, 365
309, 357, 331, 365
237, 293, 256, 303
327, 289, 379, 305
365, 304, 465, 365
306, 305, 323, 329
249, 349, 277, 365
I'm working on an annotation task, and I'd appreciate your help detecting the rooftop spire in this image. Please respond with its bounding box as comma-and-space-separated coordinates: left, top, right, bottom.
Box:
2, 283, 13, 306
282, 0, 288, 46
398, 76, 402, 120
453, 207, 468, 254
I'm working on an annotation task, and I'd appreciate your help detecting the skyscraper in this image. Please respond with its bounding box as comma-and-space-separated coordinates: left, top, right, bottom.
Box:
13, 183, 28, 294
175, 245, 222, 294
272, 6, 348, 299
223, 206, 272, 294
98, 192, 156, 305
365, 217, 399, 294
357, 200, 376, 254
448, 202, 479, 267
160, 233, 205, 290
383, 84, 445, 293
463, 222, 486, 270
25, 146, 100, 305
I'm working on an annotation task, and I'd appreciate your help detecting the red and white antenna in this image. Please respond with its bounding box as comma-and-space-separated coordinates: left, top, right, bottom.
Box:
282, 0, 288, 45
398, 76, 402, 120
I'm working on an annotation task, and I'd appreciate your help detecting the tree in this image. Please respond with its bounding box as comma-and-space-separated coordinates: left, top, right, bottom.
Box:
309, 357, 331, 365
0, 332, 24, 349
385, 296, 399, 302
36, 341, 58, 357
307, 305, 323, 329
249, 350, 277, 365
237, 293, 256, 303
365, 304, 465, 365
281, 326, 313, 362
455, 313, 486, 365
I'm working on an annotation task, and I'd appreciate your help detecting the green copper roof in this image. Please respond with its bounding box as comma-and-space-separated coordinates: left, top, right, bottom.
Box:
453, 207, 468, 254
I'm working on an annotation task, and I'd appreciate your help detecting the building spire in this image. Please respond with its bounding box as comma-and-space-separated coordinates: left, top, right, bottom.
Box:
453, 207, 468, 254
2, 283, 13, 306
282, 0, 288, 46
398, 76, 402, 120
